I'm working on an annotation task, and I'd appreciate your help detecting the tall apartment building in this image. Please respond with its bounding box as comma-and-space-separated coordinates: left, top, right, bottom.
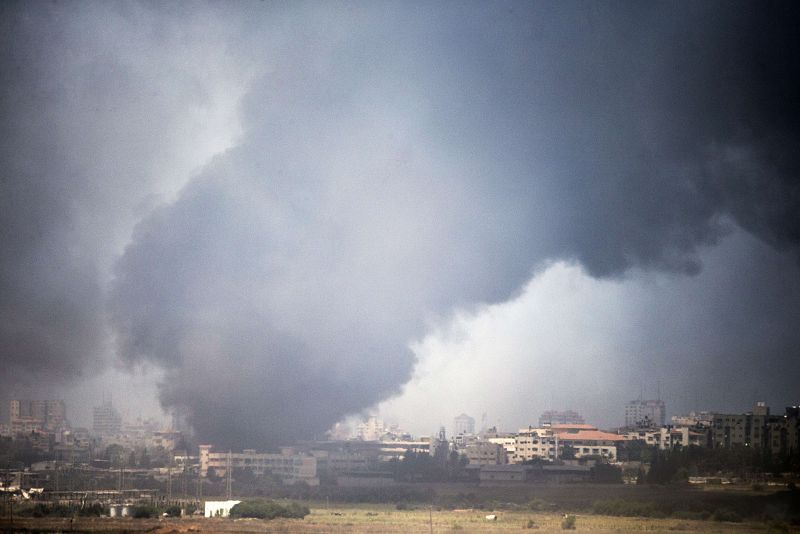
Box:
712, 403, 800, 455
625, 399, 666, 428
93, 401, 122, 436
712, 401, 770, 449
766, 406, 800, 457
453, 413, 476, 436
9, 400, 66, 432
539, 410, 585, 427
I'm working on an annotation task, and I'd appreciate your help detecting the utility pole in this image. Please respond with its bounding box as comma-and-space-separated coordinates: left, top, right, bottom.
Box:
226, 451, 232, 500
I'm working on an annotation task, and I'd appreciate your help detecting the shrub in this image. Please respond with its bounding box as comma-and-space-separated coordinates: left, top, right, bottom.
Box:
164, 504, 182, 517
524, 518, 536, 529
528, 498, 555, 511
561, 514, 576, 530
78, 503, 108, 517
711, 508, 742, 523
767, 520, 790, 533
672, 510, 707, 521
229, 500, 309, 520
592, 499, 664, 518
131, 505, 158, 518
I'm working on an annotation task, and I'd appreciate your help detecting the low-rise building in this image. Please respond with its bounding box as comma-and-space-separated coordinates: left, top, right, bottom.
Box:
554, 429, 623, 460
199, 445, 318, 485
464, 441, 507, 465
204, 500, 241, 518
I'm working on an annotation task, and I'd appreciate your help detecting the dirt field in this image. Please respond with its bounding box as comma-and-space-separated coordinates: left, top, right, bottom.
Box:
0, 505, 794, 533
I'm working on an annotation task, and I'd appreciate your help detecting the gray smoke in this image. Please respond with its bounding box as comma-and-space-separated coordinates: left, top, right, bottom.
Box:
3, 2, 799, 447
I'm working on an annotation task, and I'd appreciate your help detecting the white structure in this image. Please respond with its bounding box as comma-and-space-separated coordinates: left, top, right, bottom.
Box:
357, 416, 385, 441
625, 399, 666, 428
622, 426, 705, 450
555, 429, 622, 460
514, 427, 557, 462
487, 436, 516, 458
204, 500, 241, 518
199, 445, 318, 485
453, 413, 475, 436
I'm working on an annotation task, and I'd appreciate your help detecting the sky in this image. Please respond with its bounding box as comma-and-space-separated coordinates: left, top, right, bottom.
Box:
1, 1, 798, 447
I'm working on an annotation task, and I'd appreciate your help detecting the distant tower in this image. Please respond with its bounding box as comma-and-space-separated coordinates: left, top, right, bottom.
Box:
625, 399, 666, 428
453, 413, 475, 436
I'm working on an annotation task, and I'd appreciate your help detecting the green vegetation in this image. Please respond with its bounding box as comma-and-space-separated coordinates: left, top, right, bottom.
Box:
228, 499, 309, 519
131, 504, 158, 518
561, 514, 576, 529
710, 507, 742, 523
17, 502, 109, 517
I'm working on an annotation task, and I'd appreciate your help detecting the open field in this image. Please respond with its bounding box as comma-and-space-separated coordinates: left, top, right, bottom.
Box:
2, 485, 798, 532
1, 505, 796, 533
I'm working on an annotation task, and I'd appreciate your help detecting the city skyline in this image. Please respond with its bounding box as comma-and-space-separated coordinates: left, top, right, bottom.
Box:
2, 2, 799, 448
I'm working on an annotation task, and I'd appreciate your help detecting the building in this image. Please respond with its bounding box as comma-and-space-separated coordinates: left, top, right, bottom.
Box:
93, 401, 122, 436
766, 406, 800, 457
453, 413, 475, 436
712, 402, 769, 449
204, 500, 241, 518
10, 400, 66, 433
357, 416, 385, 441
485, 432, 517, 459
539, 410, 585, 427
514, 427, 557, 462
479, 464, 534, 484
464, 441, 507, 465
625, 399, 666, 428
622, 426, 706, 450
199, 445, 318, 485
554, 428, 624, 460
671, 411, 714, 428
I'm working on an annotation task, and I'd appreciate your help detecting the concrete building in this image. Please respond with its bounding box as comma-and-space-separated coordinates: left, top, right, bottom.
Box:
625, 399, 666, 428
671, 411, 714, 428
10, 400, 66, 433
555, 429, 623, 460
93, 401, 122, 436
766, 406, 800, 457
357, 416, 385, 441
622, 426, 706, 450
479, 464, 533, 484
453, 413, 475, 436
712, 402, 769, 449
514, 427, 557, 462
464, 441, 507, 465
204, 500, 241, 518
539, 410, 585, 427
486, 435, 517, 458
199, 445, 318, 485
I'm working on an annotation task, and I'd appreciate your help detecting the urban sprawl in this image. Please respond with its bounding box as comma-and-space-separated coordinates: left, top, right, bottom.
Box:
1, 398, 799, 518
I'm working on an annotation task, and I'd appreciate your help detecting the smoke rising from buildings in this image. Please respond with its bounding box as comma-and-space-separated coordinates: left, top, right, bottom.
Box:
2, 2, 799, 446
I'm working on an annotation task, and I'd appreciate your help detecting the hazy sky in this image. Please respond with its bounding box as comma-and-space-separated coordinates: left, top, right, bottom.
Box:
2, 1, 798, 446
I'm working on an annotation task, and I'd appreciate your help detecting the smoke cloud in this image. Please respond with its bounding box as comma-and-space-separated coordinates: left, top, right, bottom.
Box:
3, 2, 798, 446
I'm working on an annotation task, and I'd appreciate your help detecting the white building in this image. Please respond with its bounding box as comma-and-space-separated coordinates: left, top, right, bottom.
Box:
204, 500, 241, 518
625, 399, 666, 428
357, 416, 385, 441
453, 413, 475, 436
199, 445, 318, 485
513, 427, 557, 462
